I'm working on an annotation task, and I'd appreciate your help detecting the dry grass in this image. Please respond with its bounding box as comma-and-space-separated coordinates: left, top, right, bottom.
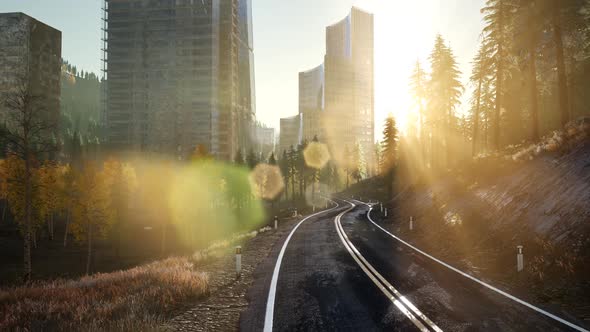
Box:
0, 257, 208, 331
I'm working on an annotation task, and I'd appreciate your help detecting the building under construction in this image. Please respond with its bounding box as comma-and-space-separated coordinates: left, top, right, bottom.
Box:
103, 0, 255, 160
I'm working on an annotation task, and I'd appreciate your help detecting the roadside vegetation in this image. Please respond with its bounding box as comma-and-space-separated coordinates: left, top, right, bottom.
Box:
0, 257, 208, 331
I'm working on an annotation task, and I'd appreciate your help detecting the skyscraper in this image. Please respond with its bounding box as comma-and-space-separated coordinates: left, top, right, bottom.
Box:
323, 7, 374, 167
103, 0, 255, 160
279, 115, 301, 155
0, 12, 62, 130
299, 63, 324, 142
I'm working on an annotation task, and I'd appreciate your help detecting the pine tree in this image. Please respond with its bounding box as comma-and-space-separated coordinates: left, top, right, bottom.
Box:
279, 150, 289, 200
381, 116, 398, 200
410, 60, 428, 161
351, 142, 366, 183
428, 35, 463, 167
381, 115, 398, 172
482, 0, 513, 149
469, 42, 493, 156
234, 148, 244, 165
246, 149, 258, 169
268, 152, 277, 165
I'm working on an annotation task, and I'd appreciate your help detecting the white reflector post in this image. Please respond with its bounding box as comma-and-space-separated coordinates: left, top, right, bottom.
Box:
236, 246, 242, 278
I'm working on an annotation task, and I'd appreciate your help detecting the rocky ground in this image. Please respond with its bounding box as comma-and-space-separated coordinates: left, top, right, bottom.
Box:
163, 216, 300, 331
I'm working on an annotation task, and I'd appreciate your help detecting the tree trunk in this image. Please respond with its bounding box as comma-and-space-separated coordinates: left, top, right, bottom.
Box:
86, 222, 92, 275
552, 4, 570, 127
161, 223, 167, 256
23, 155, 32, 282
473, 79, 482, 156
529, 42, 540, 141
290, 173, 295, 202
63, 210, 70, 247
494, 0, 504, 150
2, 200, 6, 222
47, 214, 54, 241
420, 104, 426, 165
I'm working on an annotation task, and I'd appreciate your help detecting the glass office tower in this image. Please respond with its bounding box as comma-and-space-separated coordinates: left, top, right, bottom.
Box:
323, 7, 374, 168
299, 63, 325, 142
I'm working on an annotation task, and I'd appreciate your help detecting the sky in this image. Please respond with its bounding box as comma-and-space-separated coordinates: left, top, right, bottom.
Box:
0, 0, 485, 139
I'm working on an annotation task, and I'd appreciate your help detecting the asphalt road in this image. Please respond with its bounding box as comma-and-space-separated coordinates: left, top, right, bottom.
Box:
240, 200, 584, 331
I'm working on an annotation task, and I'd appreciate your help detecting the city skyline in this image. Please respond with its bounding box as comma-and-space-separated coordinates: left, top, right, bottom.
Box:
0, 0, 485, 140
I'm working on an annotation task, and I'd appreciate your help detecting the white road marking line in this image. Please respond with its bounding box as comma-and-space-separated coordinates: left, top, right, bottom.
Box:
263, 203, 339, 332
357, 200, 590, 332
335, 200, 442, 332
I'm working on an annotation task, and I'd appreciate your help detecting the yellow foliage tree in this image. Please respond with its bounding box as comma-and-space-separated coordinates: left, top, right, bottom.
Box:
37, 162, 65, 240
103, 158, 137, 257
70, 162, 114, 275
4, 155, 45, 247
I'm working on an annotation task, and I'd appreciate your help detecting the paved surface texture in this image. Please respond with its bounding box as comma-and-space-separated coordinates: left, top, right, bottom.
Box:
241, 201, 580, 331
164, 217, 302, 332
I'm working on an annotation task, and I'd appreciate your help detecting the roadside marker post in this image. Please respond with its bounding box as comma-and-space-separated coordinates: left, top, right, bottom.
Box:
313, 205, 316, 212
409, 216, 414, 231
517, 246, 524, 272
235, 246, 242, 279
274, 216, 278, 230
380, 203, 383, 213
385, 208, 388, 218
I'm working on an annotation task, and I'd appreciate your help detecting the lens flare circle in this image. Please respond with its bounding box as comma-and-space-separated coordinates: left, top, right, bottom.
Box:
303, 142, 331, 169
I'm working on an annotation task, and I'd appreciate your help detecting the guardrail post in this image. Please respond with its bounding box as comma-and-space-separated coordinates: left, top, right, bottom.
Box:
235, 246, 242, 279
409, 216, 414, 230
517, 246, 524, 272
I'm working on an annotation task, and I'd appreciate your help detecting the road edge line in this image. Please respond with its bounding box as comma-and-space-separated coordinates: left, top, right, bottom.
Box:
263, 203, 339, 332
360, 201, 589, 332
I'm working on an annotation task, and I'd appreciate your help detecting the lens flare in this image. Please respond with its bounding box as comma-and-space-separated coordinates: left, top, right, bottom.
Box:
161, 160, 265, 249
303, 142, 331, 169
249, 163, 285, 200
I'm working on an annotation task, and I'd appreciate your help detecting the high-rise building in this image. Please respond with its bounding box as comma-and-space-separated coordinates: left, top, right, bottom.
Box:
299, 63, 324, 142
253, 123, 275, 158
0, 12, 62, 129
323, 7, 374, 167
103, 0, 255, 160
279, 115, 301, 155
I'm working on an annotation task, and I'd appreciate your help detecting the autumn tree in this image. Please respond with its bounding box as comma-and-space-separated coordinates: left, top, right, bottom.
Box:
0, 74, 58, 281
37, 161, 65, 240
103, 159, 137, 258
70, 162, 114, 275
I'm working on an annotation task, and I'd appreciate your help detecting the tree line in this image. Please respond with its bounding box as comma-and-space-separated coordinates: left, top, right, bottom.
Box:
406, 0, 590, 170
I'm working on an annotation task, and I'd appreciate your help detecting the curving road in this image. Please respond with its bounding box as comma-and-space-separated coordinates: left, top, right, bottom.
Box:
240, 200, 586, 331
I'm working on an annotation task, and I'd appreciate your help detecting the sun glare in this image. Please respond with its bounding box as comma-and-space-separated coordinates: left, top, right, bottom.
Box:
353, 0, 438, 137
